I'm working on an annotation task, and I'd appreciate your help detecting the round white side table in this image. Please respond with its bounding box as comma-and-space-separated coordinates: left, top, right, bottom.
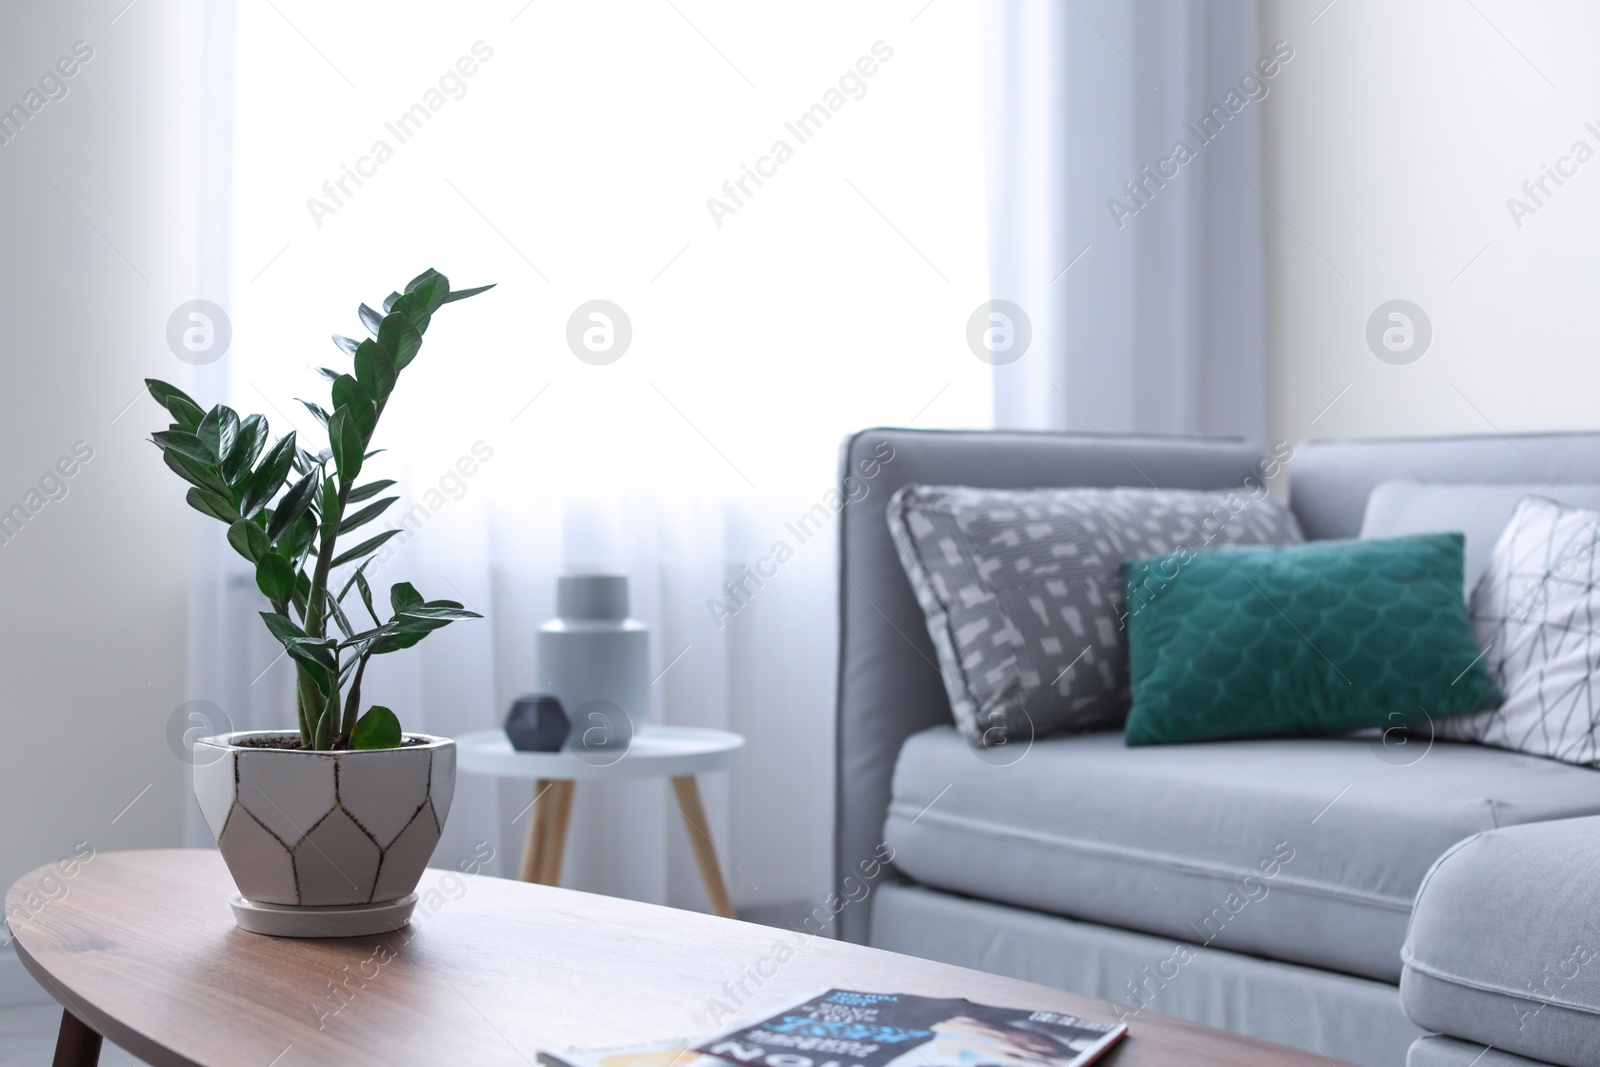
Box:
454, 725, 744, 917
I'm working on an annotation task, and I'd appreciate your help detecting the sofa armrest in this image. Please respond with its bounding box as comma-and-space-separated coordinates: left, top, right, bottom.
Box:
1399, 815, 1600, 1067
833, 427, 1269, 943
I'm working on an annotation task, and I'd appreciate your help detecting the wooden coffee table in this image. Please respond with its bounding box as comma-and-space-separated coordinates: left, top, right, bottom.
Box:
6, 850, 1349, 1067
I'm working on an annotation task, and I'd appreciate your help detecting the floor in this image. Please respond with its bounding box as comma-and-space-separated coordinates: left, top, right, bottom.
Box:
0, 1001, 150, 1066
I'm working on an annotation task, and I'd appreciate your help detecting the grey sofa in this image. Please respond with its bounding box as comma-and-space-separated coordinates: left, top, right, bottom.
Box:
834, 428, 1600, 1067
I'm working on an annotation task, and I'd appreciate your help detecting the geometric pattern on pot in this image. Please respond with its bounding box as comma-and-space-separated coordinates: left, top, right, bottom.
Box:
338, 746, 432, 846
886, 483, 1304, 747
193, 749, 237, 840
237, 750, 336, 844
429, 743, 456, 828
214, 801, 298, 904
295, 808, 383, 907
192, 733, 454, 908
373, 804, 443, 902
1442, 495, 1600, 765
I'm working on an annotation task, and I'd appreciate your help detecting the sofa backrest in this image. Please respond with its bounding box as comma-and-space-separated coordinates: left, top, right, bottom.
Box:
833, 427, 1267, 944
1289, 432, 1600, 540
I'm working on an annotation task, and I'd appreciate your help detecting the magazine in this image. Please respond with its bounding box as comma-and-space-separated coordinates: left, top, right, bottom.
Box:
538, 1038, 716, 1067
541, 989, 1126, 1067
695, 989, 1125, 1067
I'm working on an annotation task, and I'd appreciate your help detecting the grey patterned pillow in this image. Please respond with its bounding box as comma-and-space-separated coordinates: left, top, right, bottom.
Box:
1440, 496, 1600, 763
887, 484, 1304, 747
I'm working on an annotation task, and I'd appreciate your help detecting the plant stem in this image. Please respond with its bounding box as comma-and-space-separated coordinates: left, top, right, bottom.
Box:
303, 479, 353, 641
294, 668, 314, 744
341, 653, 370, 738
300, 398, 387, 748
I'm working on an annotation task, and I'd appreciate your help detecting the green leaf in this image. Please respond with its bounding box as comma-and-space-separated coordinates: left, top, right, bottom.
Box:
347, 478, 396, 504
152, 430, 218, 467
223, 414, 268, 484
284, 511, 317, 568
328, 409, 364, 483
442, 282, 495, 304
415, 275, 450, 314
350, 705, 402, 750
377, 312, 423, 371
369, 611, 465, 653
332, 335, 360, 356
318, 476, 339, 537
330, 528, 400, 568
197, 406, 240, 467
241, 431, 297, 517
339, 496, 396, 535
399, 603, 482, 622
167, 398, 206, 433
371, 628, 429, 654
382, 291, 403, 312
331, 374, 376, 440
294, 447, 331, 477
327, 592, 354, 639
163, 448, 231, 497
404, 268, 443, 294
186, 487, 240, 524
365, 599, 481, 654
358, 303, 384, 338
387, 291, 432, 336
255, 553, 296, 605
311, 366, 341, 383
355, 568, 379, 625
352, 340, 397, 403
298, 399, 331, 430
390, 582, 424, 615
267, 470, 318, 543
228, 519, 271, 563
259, 612, 338, 686
337, 618, 393, 653
146, 379, 204, 431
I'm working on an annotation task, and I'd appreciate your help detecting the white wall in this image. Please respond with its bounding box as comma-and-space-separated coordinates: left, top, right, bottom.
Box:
1263, 0, 1600, 446
0, 3, 205, 901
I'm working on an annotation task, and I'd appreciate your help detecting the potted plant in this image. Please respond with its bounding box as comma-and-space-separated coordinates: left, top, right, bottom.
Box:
150, 268, 493, 937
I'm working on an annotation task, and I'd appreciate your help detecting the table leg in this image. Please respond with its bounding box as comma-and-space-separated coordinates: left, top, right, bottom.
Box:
52, 1009, 102, 1067
538, 780, 576, 885
671, 775, 735, 919
518, 779, 555, 882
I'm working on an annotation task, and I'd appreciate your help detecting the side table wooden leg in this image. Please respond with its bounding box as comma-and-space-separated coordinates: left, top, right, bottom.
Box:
671, 775, 735, 919
518, 779, 554, 882
52, 1009, 102, 1067
538, 780, 576, 885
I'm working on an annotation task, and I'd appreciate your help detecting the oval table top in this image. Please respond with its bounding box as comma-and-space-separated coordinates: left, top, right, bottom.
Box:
455, 724, 744, 781
6, 849, 1349, 1067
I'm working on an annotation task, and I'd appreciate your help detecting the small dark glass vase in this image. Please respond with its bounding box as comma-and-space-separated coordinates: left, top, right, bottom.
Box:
504, 694, 570, 752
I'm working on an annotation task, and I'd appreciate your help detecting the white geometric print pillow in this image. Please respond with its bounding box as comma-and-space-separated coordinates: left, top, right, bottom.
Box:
1442, 496, 1600, 764
886, 484, 1304, 747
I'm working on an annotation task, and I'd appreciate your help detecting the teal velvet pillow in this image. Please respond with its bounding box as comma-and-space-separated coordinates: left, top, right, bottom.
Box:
1121, 533, 1502, 745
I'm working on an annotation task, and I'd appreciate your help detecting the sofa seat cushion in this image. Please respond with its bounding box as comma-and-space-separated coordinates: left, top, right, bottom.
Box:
1400, 815, 1600, 1067
885, 726, 1600, 983
1406, 1036, 1554, 1067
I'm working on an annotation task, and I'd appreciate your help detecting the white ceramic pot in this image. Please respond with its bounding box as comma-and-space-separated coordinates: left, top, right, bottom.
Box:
192, 732, 455, 914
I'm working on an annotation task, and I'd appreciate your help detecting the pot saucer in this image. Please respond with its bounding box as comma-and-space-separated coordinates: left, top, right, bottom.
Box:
229, 892, 418, 938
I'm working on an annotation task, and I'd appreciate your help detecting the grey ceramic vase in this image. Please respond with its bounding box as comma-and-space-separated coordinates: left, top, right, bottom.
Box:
535, 575, 646, 753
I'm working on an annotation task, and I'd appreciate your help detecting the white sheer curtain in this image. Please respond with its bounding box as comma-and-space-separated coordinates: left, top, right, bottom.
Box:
186, 0, 992, 916
985, 0, 1270, 440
